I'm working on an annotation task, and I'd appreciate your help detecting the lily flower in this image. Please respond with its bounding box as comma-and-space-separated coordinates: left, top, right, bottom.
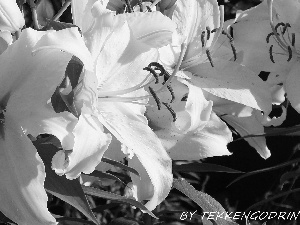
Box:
53, 0, 176, 210
146, 0, 274, 159
0, 0, 24, 32
231, 0, 300, 115
0, 27, 93, 225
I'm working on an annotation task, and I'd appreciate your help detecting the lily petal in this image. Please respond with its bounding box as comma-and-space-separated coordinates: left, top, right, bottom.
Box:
223, 113, 270, 159
285, 62, 300, 113
19, 104, 77, 150
188, 59, 272, 115
0, 0, 25, 32
97, 102, 172, 211
0, 115, 56, 225
180, 79, 213, 132
231, 1, 291, 73
155, 111, 232, 160
52, 104, 112, 179
124, 11, 176, 48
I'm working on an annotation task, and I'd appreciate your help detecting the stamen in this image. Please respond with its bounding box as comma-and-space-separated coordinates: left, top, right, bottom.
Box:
167, 85, 175, 103
266, 32, 276, 43
162, 102, 177, 122
269, 45, 275, 63
148, 62, 166, 76
149, 86, 161, 110
181, 93, 188, 101
206, 49, 214, 67
143, 67, 159, 84
287, 46, 293, 61
211, 28, 218, 33
124, 0, 133, 13
206, 26, 211, 40
282, 23, 291, 35
267, 0, 288, 51
222, 30, 236, 61
162, 70, 171, 85
146, 6, 152, 12
274, 22, 285, 32
292, 33, 295, 47
210, 5, 224, 50
157, 43, 187, 90
201, 31, 206, 48
230, 42, 237, 61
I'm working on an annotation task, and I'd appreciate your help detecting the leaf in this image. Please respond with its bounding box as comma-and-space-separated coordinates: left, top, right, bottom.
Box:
227, 158, 300, 187
173, 178, 238, 225
82, 186, 157, 218
173, 162, 244, 173
102, 157, 140, 177
57, 217, 97, 225
0, 211, 14, 224
89, 170, 126, 186
245, 188, 300, 212
280, 171, 300, 186
108, 217, 141, 225
33, 139, 99, 225
223, 114, 270, 159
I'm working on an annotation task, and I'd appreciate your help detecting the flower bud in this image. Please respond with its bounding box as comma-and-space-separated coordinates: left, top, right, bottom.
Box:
0, 0, 25, 32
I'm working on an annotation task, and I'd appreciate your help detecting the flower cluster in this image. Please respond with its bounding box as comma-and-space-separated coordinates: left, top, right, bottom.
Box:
0, 0, 296, 224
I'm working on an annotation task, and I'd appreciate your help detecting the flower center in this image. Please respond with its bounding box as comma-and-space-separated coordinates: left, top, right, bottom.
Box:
97, 43, 188, 121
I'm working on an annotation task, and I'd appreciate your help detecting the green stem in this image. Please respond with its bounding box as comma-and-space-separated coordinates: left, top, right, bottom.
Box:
52, 0, 72, 22
28, 0, 40, 30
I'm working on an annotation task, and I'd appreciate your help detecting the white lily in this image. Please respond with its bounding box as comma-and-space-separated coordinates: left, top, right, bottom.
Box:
53, 0, 176, 210
231, 0, 300, 115
0, 27, 93, 225
146, 0, 274, 159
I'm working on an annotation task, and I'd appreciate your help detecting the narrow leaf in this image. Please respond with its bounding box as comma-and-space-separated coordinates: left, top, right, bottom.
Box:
102, 157, 139, 177
173, 162, 244, 173
173, 178, 237, 225
227, 158, 300, 187
34, 139, 99, 225
82, 186, 157, 218
89, 170, 126, 186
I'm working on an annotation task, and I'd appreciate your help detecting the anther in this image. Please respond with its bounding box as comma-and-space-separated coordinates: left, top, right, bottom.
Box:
269, 45, 275, 63
206, 26, 211, 40
124, 0, 133, 13
211, 28, 218, 33
292, 33, 295, 47
149, 86, 161, 110
230, 42, 237, 61
274, 22, 285, 32
206, 49, 214, 67
167, 85, 175, 103
146, 6, 152, 12
162, 70, 171, 85
143, 67, 159, 84
282, 23, 291, 35
201, 31, 206, 48
287, 46, 293, 61
162, 102, 177, 122
266, 32, 275, 43
148, 62, 165, 76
